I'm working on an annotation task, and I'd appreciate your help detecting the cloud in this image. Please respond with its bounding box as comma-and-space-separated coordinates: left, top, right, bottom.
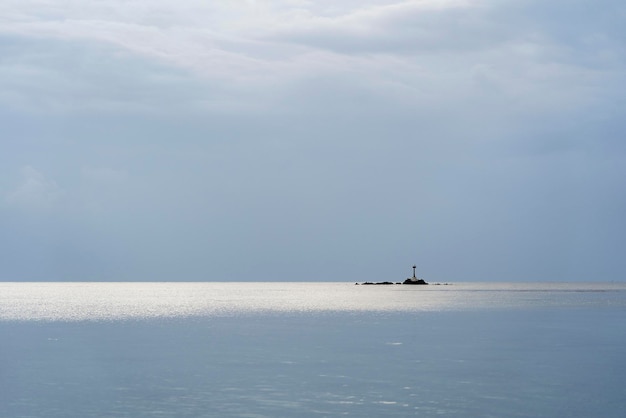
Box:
1, 0, 621, 122
0, 1, 625, 281
4, 165, 64, 210
263, 0, 490, 54
1, 0, 623, 111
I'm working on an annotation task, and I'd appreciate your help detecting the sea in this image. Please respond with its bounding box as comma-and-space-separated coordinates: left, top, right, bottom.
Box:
1, 282, 625, 417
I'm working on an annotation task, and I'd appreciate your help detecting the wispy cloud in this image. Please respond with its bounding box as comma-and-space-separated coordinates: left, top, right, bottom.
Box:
4, 166, 64, 211
1, 0, 621, 115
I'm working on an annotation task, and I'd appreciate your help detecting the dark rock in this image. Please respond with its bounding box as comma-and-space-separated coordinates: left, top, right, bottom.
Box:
360, 281, 396, 285
403, 278, 428, 285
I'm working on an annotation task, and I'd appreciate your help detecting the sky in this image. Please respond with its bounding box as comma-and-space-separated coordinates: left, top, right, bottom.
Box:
1, 0, 625, 282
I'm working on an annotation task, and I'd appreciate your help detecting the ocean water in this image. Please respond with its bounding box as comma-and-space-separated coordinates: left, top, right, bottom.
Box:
1, 282, 625, 417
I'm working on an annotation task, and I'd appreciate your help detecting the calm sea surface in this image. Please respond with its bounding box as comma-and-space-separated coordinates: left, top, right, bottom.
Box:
1, 282, 625, 417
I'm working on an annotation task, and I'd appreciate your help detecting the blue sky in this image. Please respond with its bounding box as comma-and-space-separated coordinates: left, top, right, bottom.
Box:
1, 0, 625, 281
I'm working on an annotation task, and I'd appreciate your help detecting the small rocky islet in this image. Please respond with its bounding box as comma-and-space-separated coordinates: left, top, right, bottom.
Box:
356, 265, 428, 285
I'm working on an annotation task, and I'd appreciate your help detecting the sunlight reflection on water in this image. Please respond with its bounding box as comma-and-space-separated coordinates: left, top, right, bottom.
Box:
1, 282, 625, 321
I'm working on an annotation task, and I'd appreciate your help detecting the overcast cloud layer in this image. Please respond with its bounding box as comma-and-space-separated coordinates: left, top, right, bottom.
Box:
1, 0, 625, 281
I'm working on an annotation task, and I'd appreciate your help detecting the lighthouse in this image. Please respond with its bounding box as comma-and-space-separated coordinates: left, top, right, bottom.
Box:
403, 265, 428, 285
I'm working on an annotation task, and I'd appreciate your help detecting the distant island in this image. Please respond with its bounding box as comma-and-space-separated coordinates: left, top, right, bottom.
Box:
357, 265, 428, 285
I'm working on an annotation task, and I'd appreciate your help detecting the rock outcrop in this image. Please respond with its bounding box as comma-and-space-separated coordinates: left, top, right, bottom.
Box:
402, 278, 428, 285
